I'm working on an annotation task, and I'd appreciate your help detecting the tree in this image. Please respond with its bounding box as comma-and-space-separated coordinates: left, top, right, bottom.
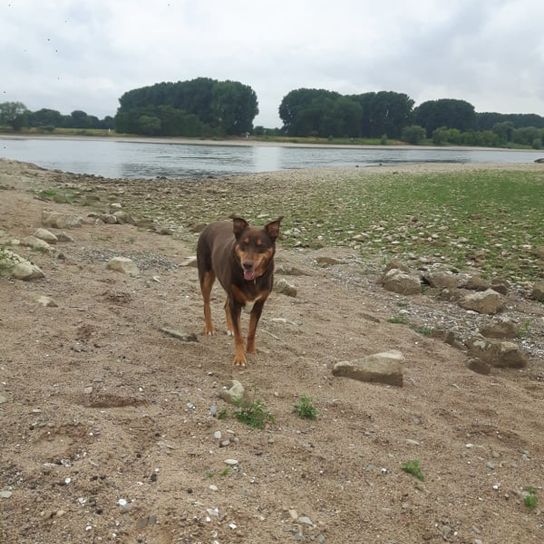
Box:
0, 101, 29, 130
350, 91, 414, 138
415, 99, 476, 136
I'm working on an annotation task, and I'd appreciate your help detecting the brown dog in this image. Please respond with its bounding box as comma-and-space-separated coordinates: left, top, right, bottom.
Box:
197, 216, 282, 366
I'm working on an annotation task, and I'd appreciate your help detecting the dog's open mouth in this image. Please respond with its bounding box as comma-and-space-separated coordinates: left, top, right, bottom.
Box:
243, 269, 256, 281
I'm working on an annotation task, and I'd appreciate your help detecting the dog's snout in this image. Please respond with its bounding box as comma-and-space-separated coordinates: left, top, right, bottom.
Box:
242, 261, 253, 270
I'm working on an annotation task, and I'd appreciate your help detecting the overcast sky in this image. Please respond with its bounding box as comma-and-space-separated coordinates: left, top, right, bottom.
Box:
1, 0, 543, 127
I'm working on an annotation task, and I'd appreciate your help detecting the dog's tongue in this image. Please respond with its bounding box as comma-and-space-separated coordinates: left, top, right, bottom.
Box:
244, 269, 256, 281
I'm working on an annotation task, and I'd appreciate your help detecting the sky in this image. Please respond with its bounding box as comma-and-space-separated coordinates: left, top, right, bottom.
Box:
1, 0, 544, 128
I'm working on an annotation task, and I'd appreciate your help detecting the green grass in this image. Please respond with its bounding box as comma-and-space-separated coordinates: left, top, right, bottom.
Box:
35, 187, 76, 203
187, 169, 544, 283
401, 459, 425, 481
388, 315, 410, 325
524, 487, 538, 510
294, 395, 318, 420
233, 399, 274, 429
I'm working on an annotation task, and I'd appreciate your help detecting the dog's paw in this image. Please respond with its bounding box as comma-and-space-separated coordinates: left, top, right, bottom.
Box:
232, 354, 247, 367
203, 327, 216, 336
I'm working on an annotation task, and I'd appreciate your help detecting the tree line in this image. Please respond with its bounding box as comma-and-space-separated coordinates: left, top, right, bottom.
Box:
2, 77, 544, 148
0, 101, 113, 131
279, 90, 544, 148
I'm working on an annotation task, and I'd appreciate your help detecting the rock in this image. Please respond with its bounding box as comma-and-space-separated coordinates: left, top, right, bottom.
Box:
36, 295, 58, 308
466, 337, 528, 368
12, 261, 45, 280
42, 210, 83, 229
0, 393, 7, 404
466, 358, 491, 375
224, 459, 239, 466
332, 351, 404, 387
113, 211, 135, 225
534, 158, 544, 163
180, 256, 198, 268
422, 270, 459, 289
532, 281, 544, 302
159, 327, 198, 342
480, 319, 518, 339
110, 202, 122, 209
315, 256, 344, 266
219, 380, 245, 404
490, 279, 509, 295
33, 228, 58, 244
296, 516, 315, 527
462, 275, 490, 291
274, 278, 297, 297
100, 213, 118, 224
275, 264, 311, 276
382, 269, 421, 295
56, 232, 74, 243
153, 224, 174, 235
383, 259, 411, 275
533, 246, 544, 259
459, 289, 504, 314
106, 256, 139, 276
20, 236, 53, 252
0, 490, 13, 499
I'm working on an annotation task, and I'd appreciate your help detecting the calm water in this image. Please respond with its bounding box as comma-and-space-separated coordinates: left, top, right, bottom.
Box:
0, 137, 541, 179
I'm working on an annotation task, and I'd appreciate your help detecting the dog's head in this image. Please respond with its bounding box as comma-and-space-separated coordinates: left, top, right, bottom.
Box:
232, 216, 282, 281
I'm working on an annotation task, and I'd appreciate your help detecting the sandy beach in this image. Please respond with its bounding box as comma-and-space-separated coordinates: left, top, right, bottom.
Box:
1, 158, 544, 543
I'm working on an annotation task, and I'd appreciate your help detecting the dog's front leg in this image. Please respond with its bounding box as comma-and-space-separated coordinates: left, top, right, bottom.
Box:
228, 298, 246, 366
247, 298, 267, 355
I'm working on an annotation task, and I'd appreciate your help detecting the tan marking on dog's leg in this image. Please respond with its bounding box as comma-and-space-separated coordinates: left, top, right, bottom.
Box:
201, 271, 216, 335
228, 301, 246, 366
224, 298, 234, 336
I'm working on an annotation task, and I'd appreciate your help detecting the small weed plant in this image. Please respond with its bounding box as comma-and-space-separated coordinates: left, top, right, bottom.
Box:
295, 395, 318, 420
234, 398, 274, 429
524, 487, 538, 510
401, 459, 425, 481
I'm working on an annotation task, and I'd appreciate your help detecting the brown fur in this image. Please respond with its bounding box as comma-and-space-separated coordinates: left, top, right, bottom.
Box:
196, 216, 282, 366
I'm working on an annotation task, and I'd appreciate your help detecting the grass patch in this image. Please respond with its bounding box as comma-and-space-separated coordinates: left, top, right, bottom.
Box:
233, 398, 274, 429
294, 395, 318, 420
36, 187, 76, 204
524, 487, 538, 510
388, 315, 409, 325
401, 459, 425, 481
412, 325, 434, 336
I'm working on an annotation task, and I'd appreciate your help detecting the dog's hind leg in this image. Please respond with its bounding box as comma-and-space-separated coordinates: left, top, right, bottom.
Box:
200, 270, 216, 335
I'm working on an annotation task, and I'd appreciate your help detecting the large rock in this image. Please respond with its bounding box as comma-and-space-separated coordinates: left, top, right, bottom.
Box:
274, 278, 297, 297
532, 281, 544, 302
219, 380, 246, 404
33, 228, 58, 244
106, 256, 139, 276
422, 270, 459, 290
480, 319, 518, 339
332, 351, 404, 386
20, 236, 53, 252
459, 289, 504, 314
382, 269, 421, 295
462, 275, 491, 291
0, 249, 44, 280
466, 337, 528, 368
42, 210, 83, 229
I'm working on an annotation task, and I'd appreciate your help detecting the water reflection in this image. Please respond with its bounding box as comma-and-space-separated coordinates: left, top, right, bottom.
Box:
0, 137, 540, 179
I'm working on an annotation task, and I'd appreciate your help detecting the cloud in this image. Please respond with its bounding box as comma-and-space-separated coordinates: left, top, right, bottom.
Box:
1, 0, 543, 127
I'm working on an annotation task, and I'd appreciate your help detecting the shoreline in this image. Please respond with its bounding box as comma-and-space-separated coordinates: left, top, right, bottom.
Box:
1, 132, 543, 154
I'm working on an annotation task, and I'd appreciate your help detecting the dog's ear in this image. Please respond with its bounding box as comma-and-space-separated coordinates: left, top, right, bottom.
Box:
231, 216, 249, 239
265, 216, 283, 241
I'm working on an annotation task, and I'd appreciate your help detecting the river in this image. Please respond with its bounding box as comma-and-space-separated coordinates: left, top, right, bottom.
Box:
0, 136, 541, 179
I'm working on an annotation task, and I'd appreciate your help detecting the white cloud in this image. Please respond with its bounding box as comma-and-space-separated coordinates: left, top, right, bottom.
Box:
1, 0, 543, 126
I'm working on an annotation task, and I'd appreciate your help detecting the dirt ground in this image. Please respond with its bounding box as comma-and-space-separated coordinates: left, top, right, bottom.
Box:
1, 159, 543, 544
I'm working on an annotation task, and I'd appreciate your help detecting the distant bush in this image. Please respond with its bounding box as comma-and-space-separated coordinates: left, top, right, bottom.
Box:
401, 125, 426, 145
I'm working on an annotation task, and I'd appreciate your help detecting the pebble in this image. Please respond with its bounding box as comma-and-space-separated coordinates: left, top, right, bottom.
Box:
213, 431, 222, 440
209, 485, 218, 492
0, 490, 12, 499
224, 459, 239, 466
117, 498, 128, 507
